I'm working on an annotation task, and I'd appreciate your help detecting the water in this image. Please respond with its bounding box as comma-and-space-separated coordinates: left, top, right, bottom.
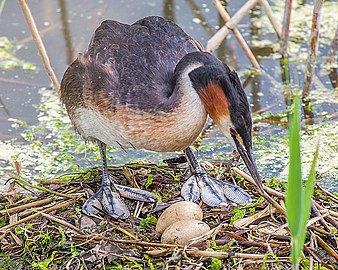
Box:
0, 0, 337, 192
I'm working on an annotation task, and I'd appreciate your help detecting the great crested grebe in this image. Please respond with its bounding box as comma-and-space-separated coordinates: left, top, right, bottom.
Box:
60, 16, 264, 219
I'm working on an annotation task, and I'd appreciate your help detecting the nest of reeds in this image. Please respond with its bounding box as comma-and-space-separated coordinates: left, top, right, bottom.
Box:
1, 159, 337, 269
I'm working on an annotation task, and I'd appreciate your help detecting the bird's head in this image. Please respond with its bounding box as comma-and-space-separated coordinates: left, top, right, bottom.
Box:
186, 52, 264, 193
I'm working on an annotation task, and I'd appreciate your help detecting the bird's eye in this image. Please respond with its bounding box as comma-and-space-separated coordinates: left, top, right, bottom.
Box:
230, 128, 237, 136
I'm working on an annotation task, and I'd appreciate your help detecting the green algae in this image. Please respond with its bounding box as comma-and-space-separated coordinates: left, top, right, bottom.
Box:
0, 36, 37, 71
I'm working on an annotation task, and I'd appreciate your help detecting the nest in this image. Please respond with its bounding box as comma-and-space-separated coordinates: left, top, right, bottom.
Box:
1, 160, 337, 269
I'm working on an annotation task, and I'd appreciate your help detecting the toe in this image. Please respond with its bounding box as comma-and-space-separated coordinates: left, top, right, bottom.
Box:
101, 186, 130, 219
199, 179, 228, 206
181, 176, 200, 202
82, 193, 103, 215
114, 184, 158, 202
213, 178, 252, 204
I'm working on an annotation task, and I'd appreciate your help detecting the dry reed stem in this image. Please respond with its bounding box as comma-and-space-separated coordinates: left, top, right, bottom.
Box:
313, 200, 338, 228
185, 249, 289, 261
14, 178, 77, 199
0, 197, 54, 215
0, 199, 74, 232
38, 211, 81, 232
280, 0, 293, 56
206, 0, 260, 52
302, 0, 324, 99
18, 0, 60, 93
212, 0, 260, 69
259, 0, 282, 38
315, 235, 338, 261
231, 167, 286, 215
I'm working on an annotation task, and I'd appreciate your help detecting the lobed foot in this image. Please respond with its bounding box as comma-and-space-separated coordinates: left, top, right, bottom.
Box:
82, 177, 158, 219
82, 185, 130, 219
181, 170, 251, 206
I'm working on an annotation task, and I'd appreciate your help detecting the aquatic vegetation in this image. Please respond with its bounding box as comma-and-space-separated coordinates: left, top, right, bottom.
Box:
250, 1, 337, 58
286, 94, 319, 269
0, 36, 37, 71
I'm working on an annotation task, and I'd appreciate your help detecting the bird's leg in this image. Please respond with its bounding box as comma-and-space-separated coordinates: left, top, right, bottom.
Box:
82, 142, 158, 219
182, 147, 251, 206
82, 142, 130, 219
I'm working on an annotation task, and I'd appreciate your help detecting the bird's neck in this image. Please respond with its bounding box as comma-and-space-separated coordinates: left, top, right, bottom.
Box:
171, 61, 204, 106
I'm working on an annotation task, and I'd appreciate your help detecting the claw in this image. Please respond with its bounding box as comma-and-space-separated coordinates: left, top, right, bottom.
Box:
181, 175, 200, 202
114, 184, 158, 202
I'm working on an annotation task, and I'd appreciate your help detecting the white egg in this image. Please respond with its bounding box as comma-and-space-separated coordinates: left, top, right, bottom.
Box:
155, 201, 203, 233
161, 219, 210, 245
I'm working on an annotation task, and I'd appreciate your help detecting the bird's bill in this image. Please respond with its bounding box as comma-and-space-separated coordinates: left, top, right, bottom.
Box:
233, 139, 265, 193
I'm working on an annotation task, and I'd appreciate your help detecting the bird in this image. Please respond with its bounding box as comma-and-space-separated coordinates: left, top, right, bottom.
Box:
60, 16, 264, 219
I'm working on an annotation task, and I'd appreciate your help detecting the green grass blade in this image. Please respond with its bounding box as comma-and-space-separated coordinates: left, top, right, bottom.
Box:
299, 141, 319, 250
286, 94, 304, 237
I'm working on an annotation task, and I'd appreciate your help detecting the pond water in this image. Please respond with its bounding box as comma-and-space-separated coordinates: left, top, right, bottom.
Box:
0, 0, 337, 192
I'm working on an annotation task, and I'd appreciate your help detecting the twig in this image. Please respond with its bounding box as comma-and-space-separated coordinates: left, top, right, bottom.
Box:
72, 233, 185, 248
0, 198, 54, 215
18, 0, 60, 93
315, 184, 338, 204
185, 249, 289, 261
313, 200, 338, 228
0, 200, 74, 232
37, 211, 81, 233
258, 0, 282, 38
315, 235, 338, 261
311, 203, 332, 232
280, 0, 292, 56
14, 178, 77, 199
302, 0, 324, 99
304, 245, 334, 270
231, 167, 286, 215
212, 0, 260, 69
206, 0, 260, 52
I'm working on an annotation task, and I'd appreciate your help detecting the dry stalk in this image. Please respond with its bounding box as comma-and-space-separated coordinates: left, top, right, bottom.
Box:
206, 0, 260, 52
212, 0, 260, 69
18, 0, 60, 93
37, 211, 81, 233
315, 235, 338, 261
185, 248, 289, 261
0, 197, 54, 215
14, 178, 77, 199
0, 199, 74, 232
259, 0, 282, 38
302, 0, 324, 99
280, 0, 293, 56
231, 167, 286, 215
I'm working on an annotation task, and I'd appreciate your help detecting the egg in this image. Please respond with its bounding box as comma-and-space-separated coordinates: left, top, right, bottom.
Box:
161, 219, 210, 245
155, 201, 203, 233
